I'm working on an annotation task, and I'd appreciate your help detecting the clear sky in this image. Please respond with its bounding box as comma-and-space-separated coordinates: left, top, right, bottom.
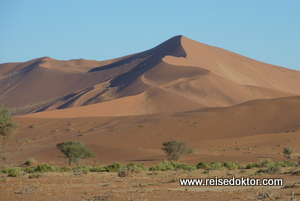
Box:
1, 0, 299, 70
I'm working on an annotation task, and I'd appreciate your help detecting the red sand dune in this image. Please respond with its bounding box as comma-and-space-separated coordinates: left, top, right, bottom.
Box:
1, 35, 300, 117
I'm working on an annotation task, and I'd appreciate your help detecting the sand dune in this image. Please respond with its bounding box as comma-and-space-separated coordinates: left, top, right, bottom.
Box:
1, 35, 300, 117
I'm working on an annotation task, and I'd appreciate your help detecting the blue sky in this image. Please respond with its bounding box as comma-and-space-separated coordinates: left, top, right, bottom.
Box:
1, 0, 299, 70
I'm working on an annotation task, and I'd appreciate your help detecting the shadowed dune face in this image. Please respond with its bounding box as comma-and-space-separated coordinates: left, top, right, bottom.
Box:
1, 35, 300, 117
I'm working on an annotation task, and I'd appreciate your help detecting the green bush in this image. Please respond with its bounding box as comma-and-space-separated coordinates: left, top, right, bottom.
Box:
23, 166, 37, 173
25, 157, 36, 166
209, 162, 223, 170
149, 160, 174, 171
196, 162, 209, 169
162, 140, 194, 161
283, 147, 294, 159
0, 104, 17, 144
126, 162, 146, 171
105, 162, 124, 172
275, 160, 295, 167
245, 162, 259, 169
259, 159, 275, 168
8, 168, 21, 177
89, 166, 106, 172
222, 161, 241, 170
59, 166, 71, 172
35, 164, 58, 173
1, 166, 13, 174
72, 165, 90, 173
170, 161, 196, 171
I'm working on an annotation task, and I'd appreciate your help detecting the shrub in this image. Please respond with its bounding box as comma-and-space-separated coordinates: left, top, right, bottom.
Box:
35, 164, 57, 173
209, 162, 223, 170
259, 159, 274, 168
162, 140, 194, 161
25, 157, 36, 166
196, 162, 209, 169
72, 165, 90, 173
256, 166, 280, 174
283, 147, 294, 159
1, 166, 13, 174
59, 166, 71, 172
275, 160, 295, 167
222, 161, 241, 170
149, 161, 196, 171
245, 162, 259, 169
126, 162, 146, 171
118, 169, 132, 178
29, 124, 37, 128
0, 104, 17, 144
8, 168, 21, 177
117, 163, 146, 177
149, 160, 174, 171
89, 166, 106, 172
170, 161, 196, 171
105, 162, 124, 172
23, 166, 37, 173
56, 140, 95, 166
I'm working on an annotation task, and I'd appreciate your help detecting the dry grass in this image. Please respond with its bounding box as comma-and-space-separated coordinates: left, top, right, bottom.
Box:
0, 167, 300, 200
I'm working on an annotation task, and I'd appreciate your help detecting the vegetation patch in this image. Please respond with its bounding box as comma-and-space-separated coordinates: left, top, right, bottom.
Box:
105, 162, 125, 172
196, 162, 209, 169
162, 140, 194, 161
56, 140, 95, 166
8, 168, 21, 177
25, 157, 36, 166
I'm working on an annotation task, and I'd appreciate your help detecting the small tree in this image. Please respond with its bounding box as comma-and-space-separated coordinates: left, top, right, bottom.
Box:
56, 140, 95, 166
162, 140, 194, 161
0, 104, 17, 144
283, 147, 294, 159
0, 104, 17, 162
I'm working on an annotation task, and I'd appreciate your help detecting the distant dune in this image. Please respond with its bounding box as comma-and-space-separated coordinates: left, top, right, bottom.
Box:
1, 35, 299, 117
